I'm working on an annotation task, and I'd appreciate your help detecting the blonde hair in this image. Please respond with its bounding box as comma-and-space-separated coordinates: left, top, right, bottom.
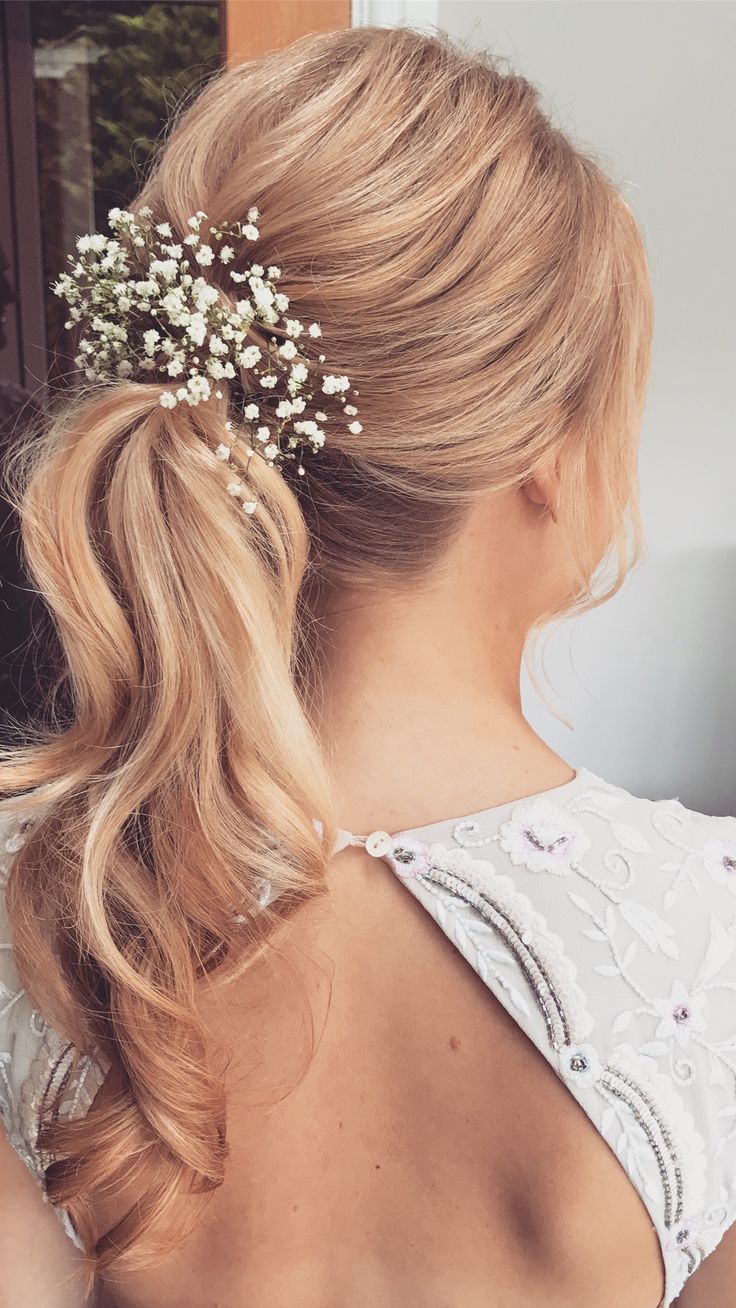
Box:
0, 23, 652, 1295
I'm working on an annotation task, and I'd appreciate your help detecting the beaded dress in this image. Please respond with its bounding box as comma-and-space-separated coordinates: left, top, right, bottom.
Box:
3, 767, 736, 1305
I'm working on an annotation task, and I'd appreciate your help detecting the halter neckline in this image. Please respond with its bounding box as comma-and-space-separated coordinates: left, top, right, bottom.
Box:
328, 766, 591, 859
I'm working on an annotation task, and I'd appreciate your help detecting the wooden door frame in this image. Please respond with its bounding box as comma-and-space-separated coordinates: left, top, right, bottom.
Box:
0, 1, 46, 392
224, 0, 351, 66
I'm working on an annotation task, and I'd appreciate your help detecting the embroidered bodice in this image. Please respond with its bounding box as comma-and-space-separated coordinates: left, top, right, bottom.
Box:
3, 767, 736, 1305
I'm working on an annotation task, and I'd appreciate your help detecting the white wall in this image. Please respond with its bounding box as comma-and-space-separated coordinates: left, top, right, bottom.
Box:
355, 1, 736, 814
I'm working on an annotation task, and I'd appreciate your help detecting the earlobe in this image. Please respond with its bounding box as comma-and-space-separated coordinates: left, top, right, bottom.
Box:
522, 478, 548, 508
520, 478, 562, 523
522, 462, 560, 523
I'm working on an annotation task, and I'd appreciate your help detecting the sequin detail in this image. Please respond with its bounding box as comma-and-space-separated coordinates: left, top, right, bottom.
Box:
383, 775, 736, 1306
3, 770, 736, 1305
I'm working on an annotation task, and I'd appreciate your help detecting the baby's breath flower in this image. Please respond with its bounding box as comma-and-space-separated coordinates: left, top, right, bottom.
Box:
187, 375, 211, 404
237, 345, 261, 368
53, 204, 362, 489
250, 282, 274, 314
207, 358, 232, 380
188, 314, 207, 347
322, 374, 350, 394
150, 258, 178, 281
193, 280, 220, 312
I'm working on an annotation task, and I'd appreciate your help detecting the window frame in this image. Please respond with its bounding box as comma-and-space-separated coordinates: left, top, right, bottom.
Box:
0, 0, 226, 392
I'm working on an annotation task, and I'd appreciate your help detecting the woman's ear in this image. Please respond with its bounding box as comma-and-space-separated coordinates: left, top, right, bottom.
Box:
521, 458, 560, 521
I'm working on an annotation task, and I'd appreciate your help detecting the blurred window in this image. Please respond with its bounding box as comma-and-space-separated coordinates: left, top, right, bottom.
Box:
30, 1, 221, 369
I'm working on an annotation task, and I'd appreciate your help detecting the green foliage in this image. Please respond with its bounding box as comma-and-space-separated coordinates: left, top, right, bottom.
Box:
31, 2, 221, 355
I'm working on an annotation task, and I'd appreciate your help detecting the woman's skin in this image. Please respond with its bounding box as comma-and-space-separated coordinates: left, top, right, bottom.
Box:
1, 473, 731, 1305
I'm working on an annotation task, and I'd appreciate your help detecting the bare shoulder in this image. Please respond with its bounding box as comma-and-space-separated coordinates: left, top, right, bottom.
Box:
0, 1125, 93, 1307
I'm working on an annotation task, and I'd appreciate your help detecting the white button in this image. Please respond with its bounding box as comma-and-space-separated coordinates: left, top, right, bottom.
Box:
365, 830, 393, 858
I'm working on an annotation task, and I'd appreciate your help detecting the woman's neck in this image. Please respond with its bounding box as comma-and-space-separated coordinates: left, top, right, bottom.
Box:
307, 573, 572, 837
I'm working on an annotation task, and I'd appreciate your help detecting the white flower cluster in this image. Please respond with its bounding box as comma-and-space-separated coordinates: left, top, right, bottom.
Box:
52, 205, 362, 508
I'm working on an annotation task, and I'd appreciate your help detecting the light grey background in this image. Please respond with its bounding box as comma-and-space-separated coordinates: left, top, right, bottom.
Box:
355, 1, 736, 814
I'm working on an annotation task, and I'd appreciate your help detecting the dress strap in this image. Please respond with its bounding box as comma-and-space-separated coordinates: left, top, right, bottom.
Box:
333, 827, 396, 858
313, 816, 396, 860
332, 827, 362, 855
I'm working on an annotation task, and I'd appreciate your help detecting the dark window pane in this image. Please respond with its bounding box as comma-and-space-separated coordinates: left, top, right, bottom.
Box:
30, 2, 221, 369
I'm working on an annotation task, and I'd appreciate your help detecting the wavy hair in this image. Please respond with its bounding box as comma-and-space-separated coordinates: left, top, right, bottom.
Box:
0, 23, 653, 1297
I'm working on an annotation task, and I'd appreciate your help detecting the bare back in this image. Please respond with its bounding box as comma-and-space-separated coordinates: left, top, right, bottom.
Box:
94, 841, 663, 1308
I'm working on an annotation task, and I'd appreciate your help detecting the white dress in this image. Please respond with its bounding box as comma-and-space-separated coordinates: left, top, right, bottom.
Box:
3, 766, 736, 1306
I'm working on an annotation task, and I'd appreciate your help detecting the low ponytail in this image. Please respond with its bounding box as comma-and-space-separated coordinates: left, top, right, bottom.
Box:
0, 20, 654, 1295
1, 381, 336, 1280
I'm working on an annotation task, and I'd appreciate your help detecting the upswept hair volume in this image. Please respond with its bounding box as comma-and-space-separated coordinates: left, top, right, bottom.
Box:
0, 23, 653, 1294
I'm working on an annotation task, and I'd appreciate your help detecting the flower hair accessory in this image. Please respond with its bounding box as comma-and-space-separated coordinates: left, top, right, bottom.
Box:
52, 205, 361, 513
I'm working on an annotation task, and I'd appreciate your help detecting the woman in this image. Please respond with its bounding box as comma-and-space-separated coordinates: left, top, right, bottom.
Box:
1, 24, 734, 1308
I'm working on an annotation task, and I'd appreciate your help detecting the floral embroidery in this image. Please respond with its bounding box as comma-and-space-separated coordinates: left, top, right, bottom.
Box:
3, 773, 736, 1307
557, 1042, 603, 1089
497, 797, 590, 876
703, 837, 736, 892
0, 813, 35, 889
654, 981, 708, 1049
389, 836, 433, 878
652, 801, 736, 912
383, 770, 736, 1306
389, 839, 595, 1048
